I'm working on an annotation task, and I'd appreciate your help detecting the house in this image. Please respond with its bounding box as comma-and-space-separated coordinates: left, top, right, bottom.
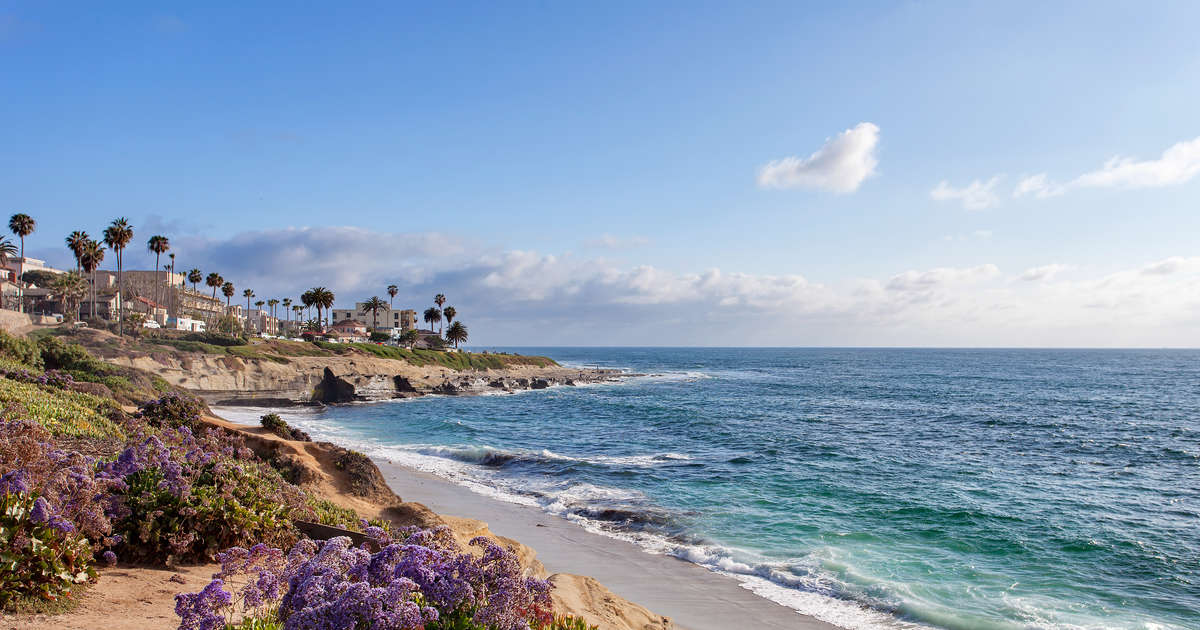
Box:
128, 296, 168, 324
328, 318, 369, 342
244, 309, 280, 335
331, 304, 417, 331
167, 316, 206, 333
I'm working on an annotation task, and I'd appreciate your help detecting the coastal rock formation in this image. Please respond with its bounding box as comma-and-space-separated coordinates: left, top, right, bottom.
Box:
86, 345, 621, 405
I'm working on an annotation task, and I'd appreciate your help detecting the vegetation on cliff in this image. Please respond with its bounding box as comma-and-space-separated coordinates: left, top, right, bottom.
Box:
0, 330, 598, 630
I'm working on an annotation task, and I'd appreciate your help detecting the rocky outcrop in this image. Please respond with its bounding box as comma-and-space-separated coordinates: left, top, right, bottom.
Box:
97, 351, 622, 405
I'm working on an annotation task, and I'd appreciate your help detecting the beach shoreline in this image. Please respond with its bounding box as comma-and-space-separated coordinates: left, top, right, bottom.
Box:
215, 405, 839, 630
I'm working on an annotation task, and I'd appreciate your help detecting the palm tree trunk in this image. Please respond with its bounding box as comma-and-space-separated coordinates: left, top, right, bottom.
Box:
153, 253, 161, 320
116, 249, 123, 336
16, 237, 23, 313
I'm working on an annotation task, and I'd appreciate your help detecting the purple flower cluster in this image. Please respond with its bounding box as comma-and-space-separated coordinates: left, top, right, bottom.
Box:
179, 528, 554, 630
0, 367, 76, 389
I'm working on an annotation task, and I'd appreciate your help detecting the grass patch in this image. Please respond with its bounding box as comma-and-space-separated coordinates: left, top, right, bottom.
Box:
0, 378, 124, 438
327, 343, 558, 370
1, 583, 91, 615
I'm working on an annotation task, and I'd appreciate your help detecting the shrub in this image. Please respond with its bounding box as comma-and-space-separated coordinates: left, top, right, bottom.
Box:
176, 532, 553, 630
137, 391, 206, 431
333, 448, 381, 497
305, 497, 393, 534
105, 427, 304, 563
37, 335, 105, 374
0, 330, 43, 369
0, 491, 97, 611
259, 413, 310, 441
180, 332, 248, 347
369, 331, 391, 343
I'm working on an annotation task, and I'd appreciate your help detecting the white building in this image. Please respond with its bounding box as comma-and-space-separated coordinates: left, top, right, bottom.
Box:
331, 303, 417, 330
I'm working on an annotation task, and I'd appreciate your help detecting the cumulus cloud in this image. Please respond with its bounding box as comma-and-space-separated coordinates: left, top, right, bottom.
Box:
1015, 135, 1200, 199
114, 225, 1200, 346
757, 122, 880, 193
584, 234, 651, 250
1020, 264, 1069, 282
930, 176, 1003, 210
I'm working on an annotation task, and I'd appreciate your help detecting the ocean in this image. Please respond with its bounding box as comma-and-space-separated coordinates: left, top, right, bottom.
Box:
217, 348, 1200, 630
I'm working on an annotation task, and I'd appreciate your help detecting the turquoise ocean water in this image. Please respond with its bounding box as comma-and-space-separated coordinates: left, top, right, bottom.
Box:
220, 348, 1199, 630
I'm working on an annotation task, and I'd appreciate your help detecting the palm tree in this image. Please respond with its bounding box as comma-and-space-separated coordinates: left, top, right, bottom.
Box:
301, 290, 314, 323
8, 214, 35, 313
206, 273, 223, 324
51, 272, 88, 323
423, 307, 441, 333
188, 268, 202, 293
292, 305, 303, 331
445, 321, 468, 349
243, 288, 255, 324
364, 296, 386, 329
0, 237, 18, 271
221, 282, 235, 333
254, 299, 265, 333
434, 294, 446, 332
65, 231, 89, 272
267, 298, 280, 322
282, 298, 292, 331
168, 252, 176, 318
442, 306, 456, 327
308, 287, 334, 329
79, 239, 105, 320
103, 217, 133, 334
147, 235, 170, 312
387, 284, 398, 307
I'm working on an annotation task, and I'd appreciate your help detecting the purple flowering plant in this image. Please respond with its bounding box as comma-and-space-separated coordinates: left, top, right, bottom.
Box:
178, 528, 558, 630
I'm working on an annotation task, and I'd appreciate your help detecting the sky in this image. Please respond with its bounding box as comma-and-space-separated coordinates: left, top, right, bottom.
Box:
4, 1, 1200, 346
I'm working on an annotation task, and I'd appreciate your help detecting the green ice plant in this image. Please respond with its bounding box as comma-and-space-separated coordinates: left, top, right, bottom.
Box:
0, 489, 97, 610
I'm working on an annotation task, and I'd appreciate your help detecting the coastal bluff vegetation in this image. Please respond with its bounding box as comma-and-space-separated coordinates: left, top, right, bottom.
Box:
44, 327, 623, 406
0, 327, 670, 630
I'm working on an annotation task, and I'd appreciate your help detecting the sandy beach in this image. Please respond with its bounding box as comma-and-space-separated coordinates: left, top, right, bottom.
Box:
376, 459, 838, 630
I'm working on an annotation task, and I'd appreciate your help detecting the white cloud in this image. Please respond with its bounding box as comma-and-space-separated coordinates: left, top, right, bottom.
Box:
757, 122, 880, 193
584, 234, 651, 250
1015, 135, 1200, 199
930, 176, 1003, 210
1020, 264, 1069, 282
123, 225, 1200, 346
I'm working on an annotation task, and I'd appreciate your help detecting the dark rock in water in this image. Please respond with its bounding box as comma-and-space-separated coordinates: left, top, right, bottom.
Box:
314, 367, 358, 403
530, 378, 551, 389
564, 379, 576, 386
433, 381, 461, 394
393, 376, 418, 393
488, 379, 507, 388
514, 378, 530, 388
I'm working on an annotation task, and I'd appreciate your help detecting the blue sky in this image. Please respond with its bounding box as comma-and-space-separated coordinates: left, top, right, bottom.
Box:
4, 2, 1200, 345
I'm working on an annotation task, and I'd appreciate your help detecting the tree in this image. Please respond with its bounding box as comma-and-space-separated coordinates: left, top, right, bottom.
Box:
445, 321, 468, 349
8, 213, 35, 313
103, 217, 133, 335
387, 284, 398, 307
50, 272, 87, 322
0, 236, 18, 307
147, 235, 170, 313
206, 273, 223, 324
65, 231, 89, 272
307, 287, 334, 329
301, 290, 314, 323
442, 306, 456, 327
124, 311, 147, 338
423, 307, 441, 332
78, 239, 105, 320
292, 305, 303, 332
243, 288, 255, 326
267, 298, 280, 329
399, 328, 419, 349
282, 298, 292, 331
364, 296, 386, 329
188, 268, 202, 292
222, 282, 235, 330
434, 294, 446, 333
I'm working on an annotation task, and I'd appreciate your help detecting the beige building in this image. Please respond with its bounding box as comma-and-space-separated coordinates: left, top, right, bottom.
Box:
331, 303, 417, 331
